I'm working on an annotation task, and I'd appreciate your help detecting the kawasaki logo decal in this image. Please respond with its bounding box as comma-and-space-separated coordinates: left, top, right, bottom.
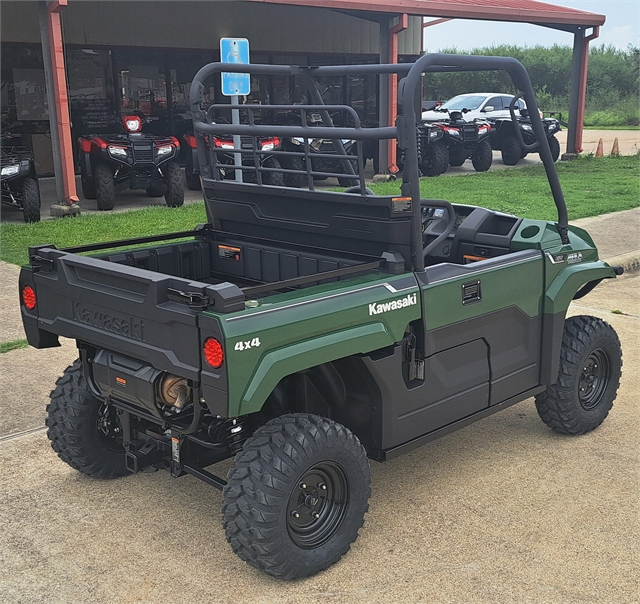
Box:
369, 293, 417, 316
72, 301, 145, 341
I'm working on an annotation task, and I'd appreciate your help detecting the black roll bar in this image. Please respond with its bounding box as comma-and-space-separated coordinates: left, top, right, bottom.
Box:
189, 56, 570, 273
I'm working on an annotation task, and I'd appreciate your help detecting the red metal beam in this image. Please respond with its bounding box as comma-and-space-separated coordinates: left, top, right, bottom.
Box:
574, 26, 599, 153
47, 0, 78, 204
387, 13, 408, 173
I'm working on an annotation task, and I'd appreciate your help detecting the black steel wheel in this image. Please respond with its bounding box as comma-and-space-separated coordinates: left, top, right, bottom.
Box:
223, 413, 371, 579
535, 316, 622, 435
21, 177, 41, 223
164, 162, 184, 207
500, 135, 521, 165
548, 135, 561, 162
471, 140, 493, 172
47, 359, 128, 478
95, 162, 116, 210
262, 156, 285, 186
80, 161, 97, 199
419, 141, 449, 177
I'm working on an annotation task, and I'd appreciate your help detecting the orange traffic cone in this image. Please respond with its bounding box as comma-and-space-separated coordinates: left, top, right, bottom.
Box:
611, 137, 620, 157
595, 138, 604, 157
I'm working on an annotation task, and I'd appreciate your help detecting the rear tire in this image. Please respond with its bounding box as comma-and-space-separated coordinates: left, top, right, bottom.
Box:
223, 413, 371, 579
500, 135, 522, 166
419, 141, 449, 177
548, 135, 561, 162
164, 162, 184, 207
262, 157, 285, 186
95, 163, 115, 211
21, 177, 41, 223
471, 140, 492, 172
280, 155, 305, 188
47, 360, 128, 479
535, 316, 622, 435
80, 161, 97, 199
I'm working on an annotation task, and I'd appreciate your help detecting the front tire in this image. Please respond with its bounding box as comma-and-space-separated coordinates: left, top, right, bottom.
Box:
280, 155, 305, 188
535, 316, 622, 435
95, 163, 116, 210
471, 140, 493, 172
500, 135, 522, 166
21, 177, 41, 223
547, 135, 561, 162
46, 360, 128, 479
164, 162, 184, 207
419, 141, 449, 177
262, 157, 285, 186
223, 414, 371, 579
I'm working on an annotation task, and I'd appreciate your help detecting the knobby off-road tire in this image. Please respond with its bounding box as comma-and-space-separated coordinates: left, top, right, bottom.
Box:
46, 360, 128, 479
547, 135, 561, 162
500, 135, 521, 166
95, 162, 116, 210
21, 177, 40, 223
164, 162, 184, 207
262, 157, 286, 187
471, 140, 493, 172
222, 413, 371, 579
535, 316, 622, 435
80, 161, 97, 199
280, 155, 305, 188
419, 141, 449, 177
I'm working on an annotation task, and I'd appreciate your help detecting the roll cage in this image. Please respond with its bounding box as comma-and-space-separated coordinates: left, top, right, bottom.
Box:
189, 53, 569, 272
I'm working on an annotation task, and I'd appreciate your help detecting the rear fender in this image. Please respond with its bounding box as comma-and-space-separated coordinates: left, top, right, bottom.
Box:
235, 323, 396, 417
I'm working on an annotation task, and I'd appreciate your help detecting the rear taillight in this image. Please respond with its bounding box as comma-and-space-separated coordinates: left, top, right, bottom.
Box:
22, 285, 36, 310
203, 338, 224, 368
260, 137, 280, 151
214, 137, 235, 150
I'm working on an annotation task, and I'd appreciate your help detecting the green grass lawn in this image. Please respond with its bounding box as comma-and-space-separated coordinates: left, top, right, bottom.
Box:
1, 155, 637, 266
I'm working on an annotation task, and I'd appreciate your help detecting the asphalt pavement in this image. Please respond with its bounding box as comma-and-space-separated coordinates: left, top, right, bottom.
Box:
0, 207, 638, 603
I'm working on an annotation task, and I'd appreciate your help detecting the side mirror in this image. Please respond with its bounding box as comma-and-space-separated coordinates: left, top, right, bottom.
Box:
483, 106, 494, 113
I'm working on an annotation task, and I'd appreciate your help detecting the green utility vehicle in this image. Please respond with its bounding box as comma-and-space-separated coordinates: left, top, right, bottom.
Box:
20, 55, 623, 580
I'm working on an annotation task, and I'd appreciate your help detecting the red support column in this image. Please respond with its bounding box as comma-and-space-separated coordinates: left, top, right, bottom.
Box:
47, 0, 79, 205
574, 26, 599, 153
387, 14, 408, 173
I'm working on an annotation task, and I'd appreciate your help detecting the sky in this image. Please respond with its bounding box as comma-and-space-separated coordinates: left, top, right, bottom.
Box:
422, 0, 639, 52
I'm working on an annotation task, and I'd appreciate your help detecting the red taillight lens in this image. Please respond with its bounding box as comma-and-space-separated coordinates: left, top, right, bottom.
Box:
22, 285, 36, 310
203, 338, 224, 368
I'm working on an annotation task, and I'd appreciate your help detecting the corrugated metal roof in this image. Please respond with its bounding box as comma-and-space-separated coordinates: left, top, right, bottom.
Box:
252, 0, 605, 28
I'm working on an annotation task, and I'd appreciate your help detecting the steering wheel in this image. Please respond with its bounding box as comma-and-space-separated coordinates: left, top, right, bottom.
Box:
421, 199, 456, 259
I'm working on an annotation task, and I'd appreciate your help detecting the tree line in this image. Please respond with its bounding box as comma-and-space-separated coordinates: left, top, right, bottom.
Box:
424, 44, 639, 127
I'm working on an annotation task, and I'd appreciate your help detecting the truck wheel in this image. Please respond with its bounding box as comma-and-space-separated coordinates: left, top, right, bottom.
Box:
95, 163, 116, 210
185, 156, 201, 190
500, 136, 521, 165
164, 162, 184, 207
80, 161, 97, 199
535, 316, 622, 435
21, 177, 41, 223
471, 140, 493, 172
419, 141, 449, 177
547, 135, 561, 162
263, 157, 285, 186
222, 413, 371, 579
46, 360, 128, 479
280, 155, 305, 188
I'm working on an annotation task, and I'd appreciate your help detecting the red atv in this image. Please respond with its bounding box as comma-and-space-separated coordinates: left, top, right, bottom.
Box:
78, 115, 184, 210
